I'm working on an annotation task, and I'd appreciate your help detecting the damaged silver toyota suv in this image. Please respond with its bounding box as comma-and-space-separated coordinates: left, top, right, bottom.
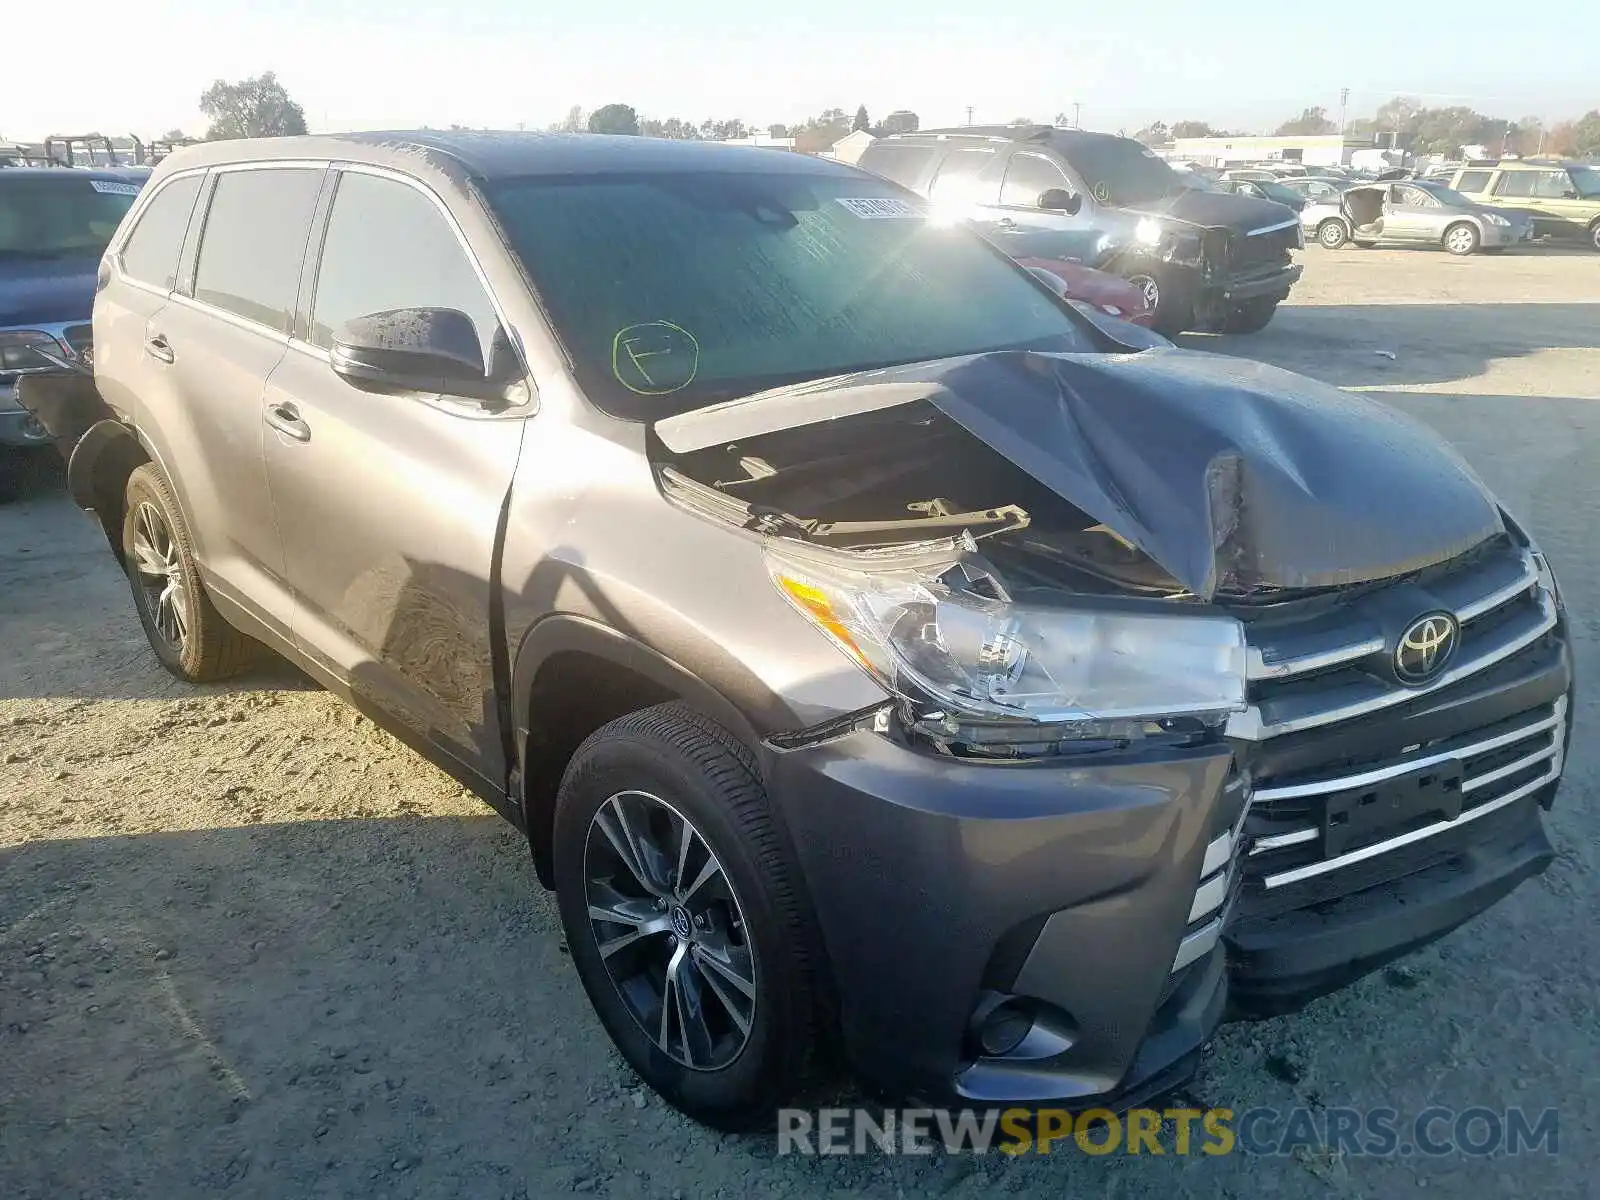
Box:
24, 132, 1572, 1130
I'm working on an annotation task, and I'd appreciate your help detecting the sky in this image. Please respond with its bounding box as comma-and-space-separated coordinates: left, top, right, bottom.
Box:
5, 0, 1595, 142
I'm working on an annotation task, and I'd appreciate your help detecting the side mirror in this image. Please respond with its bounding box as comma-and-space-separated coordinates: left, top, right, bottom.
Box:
1563, 190, 1579, 200
1037, 188, 1082, 215
330, 308, 504, 402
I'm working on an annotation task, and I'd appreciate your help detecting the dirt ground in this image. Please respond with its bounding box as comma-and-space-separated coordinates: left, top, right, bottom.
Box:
3, 246, 1599, 1198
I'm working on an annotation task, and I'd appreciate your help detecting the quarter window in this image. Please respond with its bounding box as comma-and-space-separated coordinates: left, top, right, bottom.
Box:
1000, 153, 1071, 207
119, 176, 202, 289
193, 168, 324, 332
309, 171, 501, 364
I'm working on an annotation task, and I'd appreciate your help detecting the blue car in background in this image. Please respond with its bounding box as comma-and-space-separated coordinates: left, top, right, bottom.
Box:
1, 167, 141, 499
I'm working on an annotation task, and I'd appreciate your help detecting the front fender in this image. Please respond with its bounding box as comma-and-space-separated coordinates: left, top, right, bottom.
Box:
510, 612, 763, 756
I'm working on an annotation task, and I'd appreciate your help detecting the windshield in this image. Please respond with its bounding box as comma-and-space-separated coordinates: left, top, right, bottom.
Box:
1254, 180, 1304, 206
1569, 166, 1600, 198
485, 171, 1097, 418
0, 175, 138, 259
1054, 138, 1178, 207
1412, 180, 1474, 207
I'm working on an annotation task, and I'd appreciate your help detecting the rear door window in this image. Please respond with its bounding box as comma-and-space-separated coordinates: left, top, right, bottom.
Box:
308, 170, 501, 364
1000, 153, 1071, 207
1529, 171, 1573, 199
928, 148, 999, 205
193, 168, 324, 332
1453, 170, 1492, 195
120, 175, 202, 289
859, 144, 932, 189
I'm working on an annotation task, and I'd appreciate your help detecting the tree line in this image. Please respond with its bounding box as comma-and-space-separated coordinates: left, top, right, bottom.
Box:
1134, 96, 1600, 157
181, 75, 1600, 160
567, 103, 919, 152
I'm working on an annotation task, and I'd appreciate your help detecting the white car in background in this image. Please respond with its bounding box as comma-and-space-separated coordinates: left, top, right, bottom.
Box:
1301, 179, 1534, 254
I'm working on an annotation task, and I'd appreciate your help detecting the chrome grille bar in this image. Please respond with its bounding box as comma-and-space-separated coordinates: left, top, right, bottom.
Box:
1247, 698, 1564, 862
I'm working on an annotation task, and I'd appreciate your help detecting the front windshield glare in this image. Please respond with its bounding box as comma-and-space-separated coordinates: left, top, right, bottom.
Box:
0, 177, 138, 257
486, 172, 1095, 417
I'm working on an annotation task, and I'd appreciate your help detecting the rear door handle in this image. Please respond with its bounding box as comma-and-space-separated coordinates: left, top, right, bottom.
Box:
144, 334, 174, 364
995, 217, 1018, 229
264, 401, 311, 443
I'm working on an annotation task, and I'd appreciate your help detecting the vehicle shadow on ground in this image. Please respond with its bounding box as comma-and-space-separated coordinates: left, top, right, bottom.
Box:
3, 814, 1595, 1200
1185, 302, 1600, 391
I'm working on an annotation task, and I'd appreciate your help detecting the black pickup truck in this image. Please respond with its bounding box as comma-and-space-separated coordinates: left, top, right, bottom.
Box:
859, 126, 1304, 336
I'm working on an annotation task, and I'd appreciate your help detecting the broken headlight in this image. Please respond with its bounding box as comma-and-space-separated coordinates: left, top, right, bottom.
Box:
768, 538, 1247, 744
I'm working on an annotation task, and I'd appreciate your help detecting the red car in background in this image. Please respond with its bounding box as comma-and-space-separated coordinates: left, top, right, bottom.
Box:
1014, 256, 1155, 328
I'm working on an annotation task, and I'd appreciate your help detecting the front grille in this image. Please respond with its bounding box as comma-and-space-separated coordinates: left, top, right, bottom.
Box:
1226, 534, 1567, 920
1228, 221, 1299, 276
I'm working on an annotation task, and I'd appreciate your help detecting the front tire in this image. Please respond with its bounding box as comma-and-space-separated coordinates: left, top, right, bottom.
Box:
1444, 222, 1480, 256
1588, 219, 1600, 252
1222, 296, 1280, 334
1126, 271, 1192, 337
553, 703, 830, 1130
1316, 218, 1348, 249
122, 463, 258, 682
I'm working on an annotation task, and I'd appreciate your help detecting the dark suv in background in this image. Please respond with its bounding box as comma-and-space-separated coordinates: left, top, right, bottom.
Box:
25, 132, 1571, 1130
859, 126, 1303, 335
0, 167, 140, 499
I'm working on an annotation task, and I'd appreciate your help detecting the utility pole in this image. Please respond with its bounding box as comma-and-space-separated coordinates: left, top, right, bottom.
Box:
1073, 102, 1082, 130
965, 105, 974, 126
1338, 87, 1350, 135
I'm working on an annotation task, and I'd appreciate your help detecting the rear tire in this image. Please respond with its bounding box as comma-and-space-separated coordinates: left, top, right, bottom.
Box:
122, 463, 259, 682
1222, 297, 1280, 335
1588, 219, 1600, 252
1443, 222, 1480, 256
553, 703, 831, 1131
1316, 219, 1348, 249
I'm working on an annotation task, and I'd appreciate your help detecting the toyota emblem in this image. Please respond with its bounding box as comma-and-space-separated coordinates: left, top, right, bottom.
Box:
1394, 612, 1459, 685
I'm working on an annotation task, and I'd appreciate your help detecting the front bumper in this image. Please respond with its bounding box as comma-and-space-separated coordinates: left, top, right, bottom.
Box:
0, 384, 54, 448
1216, 263, 1303, 303
1480, 222, 1517, 248
767, 732, 1238, 1107
767, 665, 1566, 1108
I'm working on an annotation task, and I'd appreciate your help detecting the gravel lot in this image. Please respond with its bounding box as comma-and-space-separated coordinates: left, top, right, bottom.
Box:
3, 246, 1598, 1199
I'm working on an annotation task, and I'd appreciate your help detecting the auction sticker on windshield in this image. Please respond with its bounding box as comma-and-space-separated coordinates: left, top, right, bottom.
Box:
88, 180, 141, 195
835, 197, 924, 219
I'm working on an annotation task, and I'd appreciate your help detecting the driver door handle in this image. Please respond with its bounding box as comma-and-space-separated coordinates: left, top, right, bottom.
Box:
144, 334, 174, 364
995, 217, 1018, 229
264, 401, 311, 443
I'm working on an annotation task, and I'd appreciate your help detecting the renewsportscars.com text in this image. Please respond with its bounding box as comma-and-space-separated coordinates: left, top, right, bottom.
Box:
777, 1106, 1560, 1158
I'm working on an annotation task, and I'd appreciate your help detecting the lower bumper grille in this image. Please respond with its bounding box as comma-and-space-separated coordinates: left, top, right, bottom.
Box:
1240, 697, 1565, 918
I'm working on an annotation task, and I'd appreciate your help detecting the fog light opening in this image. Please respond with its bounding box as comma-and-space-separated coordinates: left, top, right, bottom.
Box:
978, 999, 1033, 1057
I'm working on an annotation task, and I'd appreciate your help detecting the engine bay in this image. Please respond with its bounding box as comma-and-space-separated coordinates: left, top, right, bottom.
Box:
654, 398, 1190, 598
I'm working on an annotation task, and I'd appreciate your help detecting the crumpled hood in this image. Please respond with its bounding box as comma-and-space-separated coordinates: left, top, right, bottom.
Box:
657, 348, 1504, 599
1125, 186, 1297, 232
0, 256, 97, 326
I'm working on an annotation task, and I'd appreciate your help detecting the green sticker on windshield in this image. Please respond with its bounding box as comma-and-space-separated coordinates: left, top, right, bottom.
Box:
612, 322, 700, 395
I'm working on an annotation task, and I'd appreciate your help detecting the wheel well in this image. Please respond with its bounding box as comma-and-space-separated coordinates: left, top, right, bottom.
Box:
1443, 219, 1477, 243
79, 428, 150, 554
521, 651, 681, 886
